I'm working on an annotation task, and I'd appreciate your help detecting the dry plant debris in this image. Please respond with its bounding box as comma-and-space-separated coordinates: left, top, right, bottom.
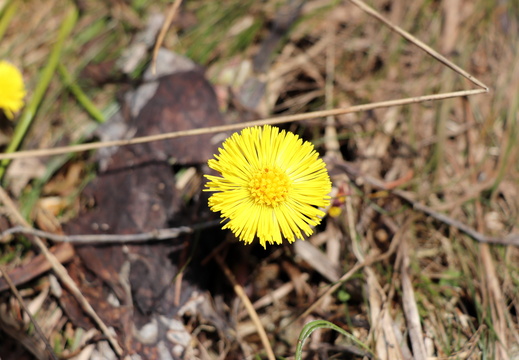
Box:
0, 0, 518, 359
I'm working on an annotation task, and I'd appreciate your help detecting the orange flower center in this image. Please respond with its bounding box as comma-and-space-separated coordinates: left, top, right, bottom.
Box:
249, 167, 291, 207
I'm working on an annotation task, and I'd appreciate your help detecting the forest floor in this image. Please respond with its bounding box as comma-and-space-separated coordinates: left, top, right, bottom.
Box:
0, 0, 518, 359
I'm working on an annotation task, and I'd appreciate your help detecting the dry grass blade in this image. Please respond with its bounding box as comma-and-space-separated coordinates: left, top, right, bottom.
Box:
480, 243, 509, 359
400, 239, 427, 360
348, 0, 488, 91
214, 254, 276, 360
366, 266, 404, 360
0, 89, 488, 162
151, 0, 183, 74
324, 24, 342, 159
0, 266, 58, 360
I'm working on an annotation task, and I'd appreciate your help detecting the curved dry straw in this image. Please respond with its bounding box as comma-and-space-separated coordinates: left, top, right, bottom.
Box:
0, 88, 487, 161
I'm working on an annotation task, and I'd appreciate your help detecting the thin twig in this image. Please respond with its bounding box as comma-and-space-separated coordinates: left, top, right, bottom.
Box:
1, 220, 220, 244
0, 187, 124, 356
214, 254, 276, 360
0, 265, 58, 360
0, 89, 487, 161
333, 160, 519, 247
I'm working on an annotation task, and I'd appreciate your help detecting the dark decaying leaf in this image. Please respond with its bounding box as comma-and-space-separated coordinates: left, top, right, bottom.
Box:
127, 70, 227, 165
62, 69, 227, 357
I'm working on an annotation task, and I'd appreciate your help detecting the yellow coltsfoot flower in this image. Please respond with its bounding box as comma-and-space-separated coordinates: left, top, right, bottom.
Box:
0, 60, 26, 119
205, 125, 332, 248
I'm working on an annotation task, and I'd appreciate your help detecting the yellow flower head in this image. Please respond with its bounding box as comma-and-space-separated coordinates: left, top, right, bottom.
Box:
0, 60, 26, 119
205, 125, 332, 248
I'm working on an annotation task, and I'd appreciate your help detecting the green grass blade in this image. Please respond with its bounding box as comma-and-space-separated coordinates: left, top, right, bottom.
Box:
57, 63, 105, 123
0, 1, 17, 41
294, 320, 374, 360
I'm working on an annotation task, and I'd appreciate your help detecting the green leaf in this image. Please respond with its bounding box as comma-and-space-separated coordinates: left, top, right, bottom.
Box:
294, 320, 374, 359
